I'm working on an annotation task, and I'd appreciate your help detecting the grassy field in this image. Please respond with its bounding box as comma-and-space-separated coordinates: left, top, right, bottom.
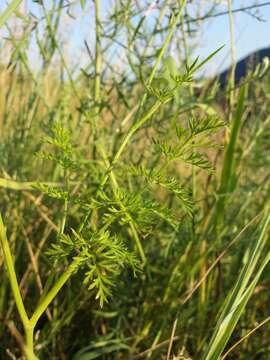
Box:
1, 1, 270, 359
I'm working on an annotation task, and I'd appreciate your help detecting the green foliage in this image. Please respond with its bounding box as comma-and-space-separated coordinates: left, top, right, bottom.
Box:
48, 229, 139, 307
153, 114, 224, 171
128, 165, 193, 216
203, 212, 270, 360
36, 121, 80, 172
1, 1, 270, 360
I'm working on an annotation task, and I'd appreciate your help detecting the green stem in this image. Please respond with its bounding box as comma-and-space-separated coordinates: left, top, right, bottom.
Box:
227, 0, 236, 122
135, 0, 187, 120
0, 214, 37, 359
109, 100, 163, 171
92, 0, 101, 164
78, 99, 166, 233
24, 325, 38, 360
0, 0, 23, 28
60, 196, 68, 235
60, 171, 69, 235
0, 214, 29, 328
147, 0, 187, 86
94, 0, 101, 109
30, 259, 80, 327
79, 0, 188, 237
41, 2, 80, 100
85, 0, 102, 146
98, 146, 146, 263
216, 85, 246, 229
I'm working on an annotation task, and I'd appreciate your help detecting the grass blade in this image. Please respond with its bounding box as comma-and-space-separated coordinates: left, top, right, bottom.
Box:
0, 0, 23, 28
216, 84, 247, 227
203, 210, 270, 360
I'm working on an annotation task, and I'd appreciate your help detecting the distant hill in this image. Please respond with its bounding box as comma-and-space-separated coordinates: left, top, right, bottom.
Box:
218, 46, 270, 88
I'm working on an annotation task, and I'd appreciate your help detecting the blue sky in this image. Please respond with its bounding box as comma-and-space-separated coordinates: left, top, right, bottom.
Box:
197, 0, 270, 76
1, 0, 270, 77
65, 0, 270, 76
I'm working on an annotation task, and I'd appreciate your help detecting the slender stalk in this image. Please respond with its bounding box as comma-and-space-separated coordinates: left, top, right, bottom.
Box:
0, 214, 37, 359
215, 84, 246, 230
166, 319, 178, 360
147, 0, 187, 86
181, 12, 197, 237
108, 100, 163, 172
90, 0, 102, 226
60, 171, 69, 235
221, 314, 270, 359
98, 146, 146, 263
60, 196, 68, 235
227, 0, 236, 123
78, 98, 167, 232
136, 0, 188, 119
94, 0, 101, 110
203, 210, 270, 360
91, 0, 149, 260
24, 326, 37, 360
0, 214, 29, 328
41, 2, 80, 100
0, 0, 23, 28
86, 0, 102, 147
80, 0, 188, 234
30, 259, 80, 327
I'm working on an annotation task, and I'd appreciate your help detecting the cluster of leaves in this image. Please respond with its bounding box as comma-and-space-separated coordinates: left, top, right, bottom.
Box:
147, 57, 198, 103
33, 121, 141, 308
92, 188, 178, 233
128, 165, 193, 217
36, 121, 80, 172
147, 47, 223, 103
153, 115, 224, 171
47, 229, 139, 307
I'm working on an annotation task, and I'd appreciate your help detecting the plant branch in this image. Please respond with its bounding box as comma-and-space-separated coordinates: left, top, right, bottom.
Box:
0, 214, 29, 328
157, 1, 270, 32
0, 0, 23, 28
29, 259, 80, 327
79, 98, 168, 232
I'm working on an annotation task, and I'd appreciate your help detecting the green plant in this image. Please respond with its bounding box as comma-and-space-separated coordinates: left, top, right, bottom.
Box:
1, 1, 270, 359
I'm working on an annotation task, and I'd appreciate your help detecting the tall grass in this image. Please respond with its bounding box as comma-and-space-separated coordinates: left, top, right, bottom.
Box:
1, 1, 270, 359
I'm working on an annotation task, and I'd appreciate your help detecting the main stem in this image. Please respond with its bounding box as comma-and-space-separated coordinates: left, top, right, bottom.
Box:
30, 259, 80, 328
25, 325, 37, 360
0, 214, 36, 359
79, 0, 188, 235
0, 214, 29, 327
0, 213, 79, 359
78, 99, 165, 233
